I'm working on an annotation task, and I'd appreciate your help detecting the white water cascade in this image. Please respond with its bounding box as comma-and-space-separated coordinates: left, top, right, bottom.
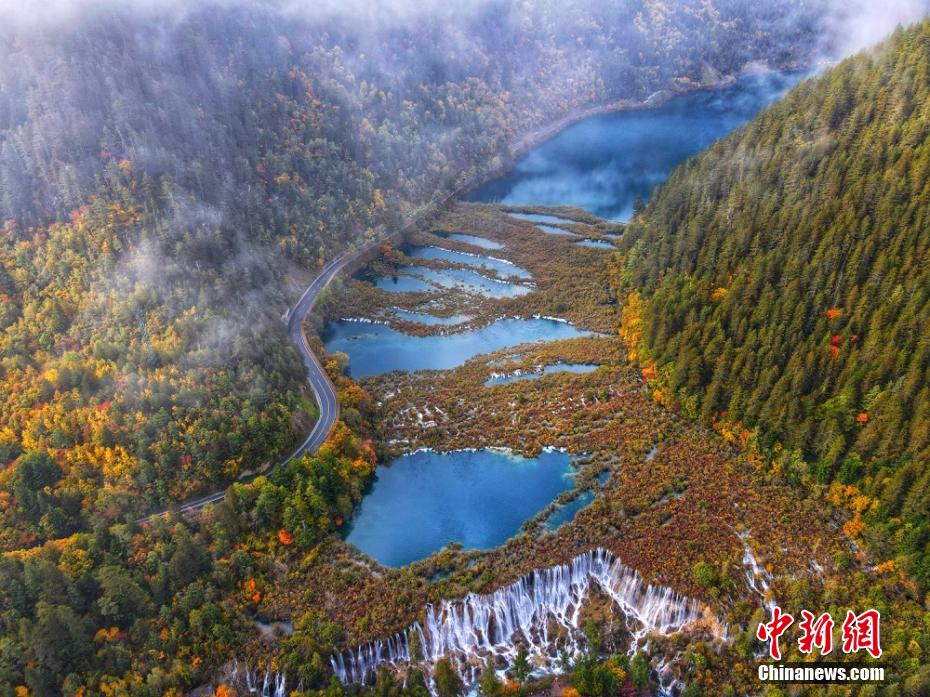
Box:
330, 548, 718, 687
228, 661, 289, 697
739, 530, 775, 612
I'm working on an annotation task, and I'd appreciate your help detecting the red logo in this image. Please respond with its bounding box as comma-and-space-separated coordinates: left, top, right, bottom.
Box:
798, 610, 834, 655
757, 606, 794, 660
841, 609, 882, 659
757, 606, 881, 660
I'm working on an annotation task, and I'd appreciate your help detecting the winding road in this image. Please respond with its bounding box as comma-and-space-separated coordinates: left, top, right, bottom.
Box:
135, 106, 612, 525
138, 253, 356, 523
138, 179, 469, 524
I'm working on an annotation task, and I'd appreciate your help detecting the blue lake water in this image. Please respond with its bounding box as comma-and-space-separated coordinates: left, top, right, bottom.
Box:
324, 318, 590, 377
373, 274, 436, 293
536, 224, 578, 236
439, 268, 529, 297
407, 246, 531, 279
376, 264, 529, 299
507, 212, 577, 225
403, 266, 459, 288
485, 362, 598, 386
543, 491, 595, 531
332, 77, 797, 565
441, 233, 504, 250
471, 72, 801, 221
345, 449, 578, 566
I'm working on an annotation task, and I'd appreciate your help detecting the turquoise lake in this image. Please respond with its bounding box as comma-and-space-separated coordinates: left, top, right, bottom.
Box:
406, 245, 531, 278
331, 78, 802, 565
373, 273, 435, 293
507, 212, 576, 225
485, 362, 598, 386
390, 308, 472, 326
441, 232, 503, 250
345, 449, 578, 566
536, 224, 578, 236
324, 318, 589, 377
543, 491, 594, 531
575, 239, 615, 250
470, 72, 801, 221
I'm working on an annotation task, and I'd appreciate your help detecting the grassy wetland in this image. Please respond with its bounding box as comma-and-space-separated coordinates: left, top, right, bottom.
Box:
232, 202, 924, 695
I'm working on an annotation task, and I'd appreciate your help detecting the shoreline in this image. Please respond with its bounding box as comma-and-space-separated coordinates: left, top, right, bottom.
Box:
307, 61, 811, 293
517, 62, 822, 157
480, 62, 813, 196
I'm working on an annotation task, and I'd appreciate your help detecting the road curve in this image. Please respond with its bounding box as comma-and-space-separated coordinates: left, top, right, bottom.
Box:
138, 180, 469, 525
138, 253, 357, 523
286, 255, 350, 456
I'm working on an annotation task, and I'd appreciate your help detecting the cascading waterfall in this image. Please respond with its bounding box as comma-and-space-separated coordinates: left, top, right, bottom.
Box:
739, 530, 775, 611
227, 661, 289, 697
331, 548, 718, 688
738, 529, 784, 665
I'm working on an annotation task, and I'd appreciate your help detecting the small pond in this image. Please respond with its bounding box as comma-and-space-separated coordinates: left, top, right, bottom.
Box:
485, 362, 598, 386
442, 232, 504, 250
575, 239, 615, 250
543, 491, 595, 531
391, 308, 473, 326
407, 245, 531, 279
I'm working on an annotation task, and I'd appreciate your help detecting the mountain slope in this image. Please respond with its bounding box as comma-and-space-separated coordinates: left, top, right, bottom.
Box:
0, 4, 845, 695
622, 20, 930, 587
0, 0, 830, 547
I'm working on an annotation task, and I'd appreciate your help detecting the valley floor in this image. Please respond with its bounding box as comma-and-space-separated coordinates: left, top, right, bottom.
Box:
240, 203, 863, 692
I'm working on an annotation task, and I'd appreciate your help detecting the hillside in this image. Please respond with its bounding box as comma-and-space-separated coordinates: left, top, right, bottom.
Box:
0, 2, 848, 695
622, 20, 930, 590
0, 0, 829, 550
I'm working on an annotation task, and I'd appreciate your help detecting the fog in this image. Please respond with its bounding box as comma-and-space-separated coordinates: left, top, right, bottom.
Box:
469, 71, 802, 221
0, 0, 927, 378
2, 0, 928, 58
825, 0, 930, 57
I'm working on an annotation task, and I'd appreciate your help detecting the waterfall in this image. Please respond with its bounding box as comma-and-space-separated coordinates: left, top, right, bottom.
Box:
228, 661, 289, 697
330, 548, 718, 687
739, 530, 774, 611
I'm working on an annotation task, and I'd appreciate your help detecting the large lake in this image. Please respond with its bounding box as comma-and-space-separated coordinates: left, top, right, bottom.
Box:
345, 449, 577, 566
469, 71, 801, 220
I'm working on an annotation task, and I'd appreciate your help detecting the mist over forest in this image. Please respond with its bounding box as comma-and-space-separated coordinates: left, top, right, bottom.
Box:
0, 0, 911, 362
0, 0, 925, 583
1, 1, 930, 695
0, 0, 862, 514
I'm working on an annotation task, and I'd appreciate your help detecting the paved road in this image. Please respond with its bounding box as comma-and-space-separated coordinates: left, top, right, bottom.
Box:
138, 181, 469, 525
138, 253, 355, 523
287, 255, 348, 455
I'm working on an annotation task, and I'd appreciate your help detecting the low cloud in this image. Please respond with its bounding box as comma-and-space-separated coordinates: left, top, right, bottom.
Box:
823, 0, 930, 58
0, 0, 490, 34
3, 0, 929, 60
0, 0, 189, 30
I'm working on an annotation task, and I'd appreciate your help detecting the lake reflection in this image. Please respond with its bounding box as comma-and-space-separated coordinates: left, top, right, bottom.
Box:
470, 72, 801, 221
345, 448, 578, 566
324, 318, 591, 377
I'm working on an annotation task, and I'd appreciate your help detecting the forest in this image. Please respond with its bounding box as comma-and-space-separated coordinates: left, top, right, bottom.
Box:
621, 20, 930, 597
0, 0, 827, 548
0, 364, 379, 696
302, 200, 930, 697
0, 0, 919, 694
